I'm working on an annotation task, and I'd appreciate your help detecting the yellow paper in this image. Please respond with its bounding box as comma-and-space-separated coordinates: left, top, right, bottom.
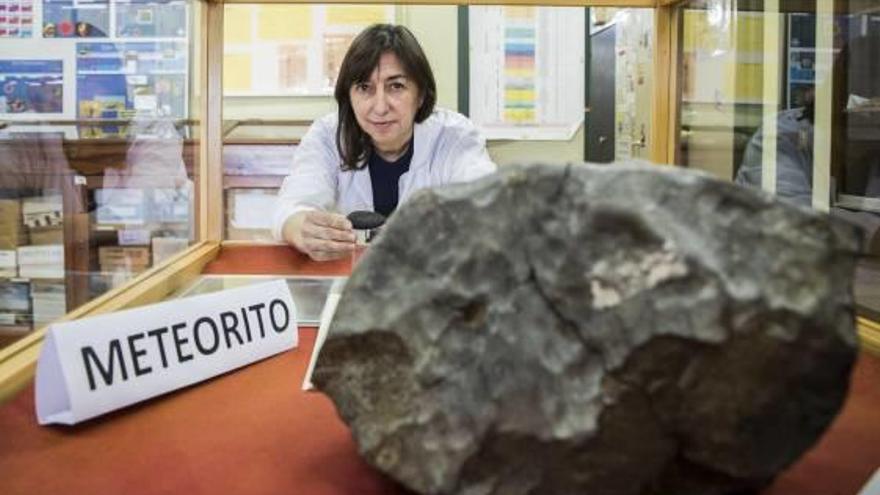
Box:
504, 89, 535, 102
224, 5, 253, 44
326, 6, 388, 26
258, 5, 312, 41
737, 14, 764, 53
504, 6, 535, 19
504, 108, 535, 123
224, 54, 252, 91
733, 62, 763, 101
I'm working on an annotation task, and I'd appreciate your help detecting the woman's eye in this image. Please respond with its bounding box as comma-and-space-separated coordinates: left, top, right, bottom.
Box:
389, 82, 405, 91
355, 83, 370, 92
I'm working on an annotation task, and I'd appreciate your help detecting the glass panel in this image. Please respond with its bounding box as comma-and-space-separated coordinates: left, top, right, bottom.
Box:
586, 7, 654, 163
676, 0, 880, 319
173, 275, 345, 325
221, 4, 650, 242
0, 0, 201, 348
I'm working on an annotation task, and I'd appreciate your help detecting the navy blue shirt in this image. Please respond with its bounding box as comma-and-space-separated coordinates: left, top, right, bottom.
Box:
368, 139, 414, 217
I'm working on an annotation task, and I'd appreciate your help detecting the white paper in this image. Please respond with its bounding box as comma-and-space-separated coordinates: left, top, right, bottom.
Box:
302, 278, 346, 391
232, 193, 278, 229
17, 245, 64, 266
35, 279, 298, 425
134, 94, 158, 111
0, 250, 16, 268
118, 229, 151, 246
469, 6, 585, 141
860, 468, 880, 495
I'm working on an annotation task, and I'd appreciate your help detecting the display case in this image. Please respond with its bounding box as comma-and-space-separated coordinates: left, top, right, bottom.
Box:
674, 0, 880, 352
0, 0, 877, 369
0, 0, 877, 382
0, 2, 879, 493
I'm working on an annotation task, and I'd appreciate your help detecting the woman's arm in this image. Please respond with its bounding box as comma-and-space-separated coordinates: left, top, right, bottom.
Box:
273, 115, 355, 260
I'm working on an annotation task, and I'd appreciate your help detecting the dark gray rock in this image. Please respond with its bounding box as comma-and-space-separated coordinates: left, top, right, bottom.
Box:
313, 162, 860, 495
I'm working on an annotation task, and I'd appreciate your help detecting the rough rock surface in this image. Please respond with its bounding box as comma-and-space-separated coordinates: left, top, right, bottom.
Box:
313, 162, 861, 495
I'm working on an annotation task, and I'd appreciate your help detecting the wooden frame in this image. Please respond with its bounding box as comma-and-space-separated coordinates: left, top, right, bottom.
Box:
650, 2, 681, 164
199, 0, 226, 241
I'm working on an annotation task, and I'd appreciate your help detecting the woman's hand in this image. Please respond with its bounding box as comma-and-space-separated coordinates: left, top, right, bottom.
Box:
283, 210, 356, 261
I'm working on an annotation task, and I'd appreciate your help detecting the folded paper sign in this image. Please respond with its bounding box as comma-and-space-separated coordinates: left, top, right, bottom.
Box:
35, 279, 298, 425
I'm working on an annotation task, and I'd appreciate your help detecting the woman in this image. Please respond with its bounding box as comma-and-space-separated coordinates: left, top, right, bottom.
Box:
273, 24, 497, 261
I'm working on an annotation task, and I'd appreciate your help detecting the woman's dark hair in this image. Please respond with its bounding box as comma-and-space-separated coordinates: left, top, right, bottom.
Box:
334, 24, 437, 170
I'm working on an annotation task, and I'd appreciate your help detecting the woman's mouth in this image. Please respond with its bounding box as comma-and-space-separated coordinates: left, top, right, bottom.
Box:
370, 121, 394, 130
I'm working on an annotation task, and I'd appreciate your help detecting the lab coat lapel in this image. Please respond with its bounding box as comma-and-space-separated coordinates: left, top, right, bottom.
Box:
399, 120, 431, 198
349, 166, 373, 212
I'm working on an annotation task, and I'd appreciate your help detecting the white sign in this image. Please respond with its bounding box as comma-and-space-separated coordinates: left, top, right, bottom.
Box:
301, 278, 345, 391
35, 279, 297, 425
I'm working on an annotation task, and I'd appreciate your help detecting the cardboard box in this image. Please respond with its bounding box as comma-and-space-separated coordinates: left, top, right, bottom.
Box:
0, 199, 28, 250
0, 199, 22, 225
151, 237, 189, 265
22, 195, 63, 228
28, 226, 64, 245
98, 246, 151, 269
225, 189, 277, 241
0, 320, 33, 336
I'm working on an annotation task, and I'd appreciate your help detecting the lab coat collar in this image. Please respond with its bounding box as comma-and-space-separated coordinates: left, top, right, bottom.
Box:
349, 116, 433, 212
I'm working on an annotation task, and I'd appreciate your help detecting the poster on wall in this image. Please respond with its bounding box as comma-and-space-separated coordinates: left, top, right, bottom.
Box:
116, 0, 187, 38
0, 0, 35, 38
42, 0, 109, 38
76, 41, 187, 121
223, 4, 395, 96
0, 59, 63, 114
469, 6, 585, 140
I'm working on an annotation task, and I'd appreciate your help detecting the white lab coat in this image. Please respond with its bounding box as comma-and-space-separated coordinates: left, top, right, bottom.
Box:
272, 108, 497, 240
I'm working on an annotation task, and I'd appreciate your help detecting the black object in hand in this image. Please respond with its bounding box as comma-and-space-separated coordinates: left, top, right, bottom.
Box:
347, 211, 386, 230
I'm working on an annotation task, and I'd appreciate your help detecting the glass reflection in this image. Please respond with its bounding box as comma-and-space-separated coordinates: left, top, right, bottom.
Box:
0, 0, 199, 347
678, 0, 880, 319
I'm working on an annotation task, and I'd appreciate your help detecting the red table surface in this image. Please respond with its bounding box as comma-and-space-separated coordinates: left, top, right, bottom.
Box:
0, 245, 877, 495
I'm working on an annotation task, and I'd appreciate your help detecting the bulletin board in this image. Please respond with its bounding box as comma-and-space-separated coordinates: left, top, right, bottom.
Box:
0, 0, 190, 122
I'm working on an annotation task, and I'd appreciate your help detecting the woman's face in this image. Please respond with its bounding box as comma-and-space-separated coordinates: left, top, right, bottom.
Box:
350, 52, 421, 158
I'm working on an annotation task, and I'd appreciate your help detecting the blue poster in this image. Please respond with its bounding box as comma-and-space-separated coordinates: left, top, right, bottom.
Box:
42, 0, 109, 38
0, 60, 63, 114
116, 0, 187, 38
76, 41, 187, 119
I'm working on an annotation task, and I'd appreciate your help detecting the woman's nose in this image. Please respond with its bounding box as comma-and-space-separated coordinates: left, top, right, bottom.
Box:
371, 88, 390, 114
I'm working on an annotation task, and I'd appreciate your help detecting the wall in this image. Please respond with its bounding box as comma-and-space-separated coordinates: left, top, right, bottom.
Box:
220, 4, 585, 165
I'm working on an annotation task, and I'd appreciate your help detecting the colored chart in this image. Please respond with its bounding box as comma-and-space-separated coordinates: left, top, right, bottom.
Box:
503, 9, 537, 124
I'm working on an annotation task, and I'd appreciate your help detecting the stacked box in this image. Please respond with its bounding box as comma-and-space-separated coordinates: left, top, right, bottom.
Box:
226, 188, 278, 241
29, 226, 64, 245
31, 281, 66, 328
0, 280, 32, 328
17, 244, 64, 279
99, 246, 151, 276
153, 188, 191, 225
0, 199, 27, 250
22, 195, 63, 247
152, 237, 189, 266
0, 250, 16, 278
94, 189, 147, 227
